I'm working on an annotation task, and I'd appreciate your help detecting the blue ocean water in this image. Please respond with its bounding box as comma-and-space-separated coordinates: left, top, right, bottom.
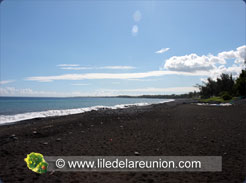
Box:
0, 97, 173, 124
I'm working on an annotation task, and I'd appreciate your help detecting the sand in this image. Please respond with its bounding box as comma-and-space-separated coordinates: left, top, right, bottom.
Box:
0, 99, 245, 183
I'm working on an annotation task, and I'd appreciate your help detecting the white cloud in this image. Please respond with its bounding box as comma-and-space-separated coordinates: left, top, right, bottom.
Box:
218, 50, 237, 59
0, 80, 15, 85
200, 78, 209, 83
155, 48, 170, 54
61, 67, 92, 70
0, 86, 197, 97
0, 87, 97, 97
218, 45, 246, 64
208, 64, 243, 80
207, 54, 226, 65
71, 83, 90, 86
164, 54, 217, 72
200, 64, 244, 82
25, 70, 207, 82
0, 87, 61, 97
133, 10, 142, 22
132, 25, 138, 36
25, 45, 246, 83
57, 64, 79, 67
163, 45, 245, 78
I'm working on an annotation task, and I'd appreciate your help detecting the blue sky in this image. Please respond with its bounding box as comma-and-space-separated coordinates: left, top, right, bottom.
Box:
0, 0, 245, 97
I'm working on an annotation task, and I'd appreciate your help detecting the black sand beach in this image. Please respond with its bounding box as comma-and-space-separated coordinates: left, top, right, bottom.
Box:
0, 99, 245, 183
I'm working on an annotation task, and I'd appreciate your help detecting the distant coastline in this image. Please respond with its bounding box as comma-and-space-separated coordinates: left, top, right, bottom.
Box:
0, 94, 192, 99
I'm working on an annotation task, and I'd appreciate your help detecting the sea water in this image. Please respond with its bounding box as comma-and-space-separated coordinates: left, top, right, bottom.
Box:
0, 97, 173, 125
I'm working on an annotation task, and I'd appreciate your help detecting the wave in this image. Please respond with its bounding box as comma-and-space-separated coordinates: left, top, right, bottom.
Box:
0, 99, 174, 125
197, 103, 231, 106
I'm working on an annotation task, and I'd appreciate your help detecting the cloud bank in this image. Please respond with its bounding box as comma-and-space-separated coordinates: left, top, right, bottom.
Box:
164, 45, 246, 79
25, 70, 207, 82
57, 64, 80, 67
25, 45, 246, 83
0, 80, 15, 85
104, 87, 199, 94
0, 86, 198, 97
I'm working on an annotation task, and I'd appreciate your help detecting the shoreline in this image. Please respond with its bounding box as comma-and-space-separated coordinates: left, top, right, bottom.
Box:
0, 99, 245, 182
0, 99, 175, 125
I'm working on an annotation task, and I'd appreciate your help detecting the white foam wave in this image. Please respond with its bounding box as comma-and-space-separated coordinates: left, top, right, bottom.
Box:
197, 103, 232, 106
0, 99, 174, 125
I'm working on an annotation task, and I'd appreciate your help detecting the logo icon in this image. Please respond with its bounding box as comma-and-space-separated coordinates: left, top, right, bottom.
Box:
24, 152, 48, 174
56, 158, 66, 169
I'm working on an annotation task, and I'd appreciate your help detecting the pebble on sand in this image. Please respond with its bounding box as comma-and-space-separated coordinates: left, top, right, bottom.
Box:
10, 134, 18, 140
56, 138, 61, 141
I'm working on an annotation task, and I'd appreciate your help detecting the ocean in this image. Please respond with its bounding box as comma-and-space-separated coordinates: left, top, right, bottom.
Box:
0, 97, 173, 125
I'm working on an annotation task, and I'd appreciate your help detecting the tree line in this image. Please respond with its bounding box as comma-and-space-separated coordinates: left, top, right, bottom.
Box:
197, 69, 246, 99
117, 69, 246, 100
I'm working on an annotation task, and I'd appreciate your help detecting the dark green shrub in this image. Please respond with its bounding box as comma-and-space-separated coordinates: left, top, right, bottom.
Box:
221, 92, 232, 100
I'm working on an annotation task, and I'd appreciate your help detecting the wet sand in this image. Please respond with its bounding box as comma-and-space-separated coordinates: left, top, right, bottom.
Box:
0, 99, 245, 183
